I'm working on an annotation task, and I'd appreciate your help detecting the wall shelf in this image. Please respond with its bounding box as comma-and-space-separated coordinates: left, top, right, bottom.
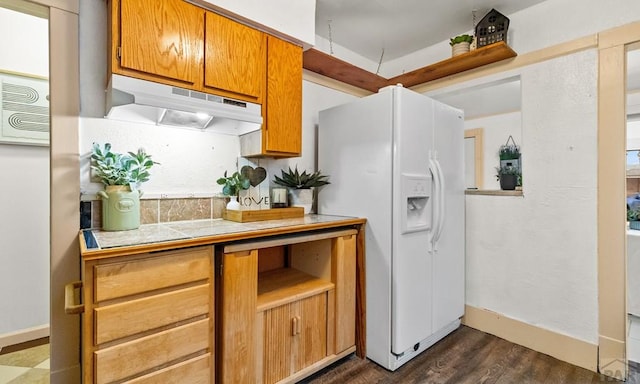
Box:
303, 41, 517, 93
465, 189, 523, 196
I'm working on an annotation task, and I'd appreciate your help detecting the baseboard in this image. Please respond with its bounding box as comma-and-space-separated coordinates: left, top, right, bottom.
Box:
0, 324, 49, 351
51, 364, 81, 384
463, 305, 598, 372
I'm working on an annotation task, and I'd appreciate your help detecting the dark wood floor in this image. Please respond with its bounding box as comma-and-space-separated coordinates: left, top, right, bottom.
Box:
302, 325, 639, 384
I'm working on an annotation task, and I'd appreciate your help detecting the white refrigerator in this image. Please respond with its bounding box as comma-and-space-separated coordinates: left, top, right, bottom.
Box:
318, 85, 465, 371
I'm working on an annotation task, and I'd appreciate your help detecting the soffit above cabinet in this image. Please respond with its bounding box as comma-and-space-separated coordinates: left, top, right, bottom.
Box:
186, 0, 315, 48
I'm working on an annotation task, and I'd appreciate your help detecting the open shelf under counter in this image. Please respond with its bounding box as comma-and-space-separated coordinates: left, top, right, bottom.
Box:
257, 268, 335, 312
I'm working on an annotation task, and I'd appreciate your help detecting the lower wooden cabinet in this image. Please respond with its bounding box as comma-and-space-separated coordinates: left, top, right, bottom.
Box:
78, 225, 361, 383
218, 229, 357, 384
81, 246, 215, 384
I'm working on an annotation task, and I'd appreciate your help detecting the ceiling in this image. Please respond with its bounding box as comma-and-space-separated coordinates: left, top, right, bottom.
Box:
315, 0, 549, 62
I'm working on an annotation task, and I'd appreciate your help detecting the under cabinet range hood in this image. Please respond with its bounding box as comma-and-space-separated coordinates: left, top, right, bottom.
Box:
105, 74, 263, 135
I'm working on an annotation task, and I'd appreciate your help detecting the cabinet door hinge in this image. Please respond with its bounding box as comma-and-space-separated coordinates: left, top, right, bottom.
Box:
116, 46, 122, 60
219, 261, 223, 277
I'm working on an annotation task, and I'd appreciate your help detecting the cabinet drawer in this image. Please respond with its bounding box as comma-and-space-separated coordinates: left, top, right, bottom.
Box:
94, 318, 210, 384
122, 354, 211, 384
94, 246, 212, 302
95, 284, 211, 344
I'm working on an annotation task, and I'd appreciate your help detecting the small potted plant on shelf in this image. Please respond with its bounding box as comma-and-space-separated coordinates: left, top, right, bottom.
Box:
495, 165, 521, 191
450, 34, 474, 56
629, 206, 640, 230
497, 135, 522, 190
273, 166, 330, 214
91, 142, 159, 231
217, 170, 250, 210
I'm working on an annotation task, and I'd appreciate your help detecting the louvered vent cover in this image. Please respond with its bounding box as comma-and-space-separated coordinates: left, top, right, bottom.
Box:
0, 72, 49, 144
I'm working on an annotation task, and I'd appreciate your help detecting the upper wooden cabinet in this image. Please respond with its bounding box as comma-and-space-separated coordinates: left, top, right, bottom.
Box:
109, 0, 303, 158
265, 36, 303, 156
111, 0, 204, 87
204, 11, 266, 102
240, 36, 303, 157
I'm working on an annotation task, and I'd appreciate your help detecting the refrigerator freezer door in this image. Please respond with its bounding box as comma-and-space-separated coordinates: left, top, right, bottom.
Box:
390, 87, 435, 355
318, 90, 396, 366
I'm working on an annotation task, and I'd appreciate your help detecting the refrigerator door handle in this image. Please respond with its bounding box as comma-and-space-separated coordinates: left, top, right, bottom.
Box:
428, 158, 440, 251
432, 158, 446, 249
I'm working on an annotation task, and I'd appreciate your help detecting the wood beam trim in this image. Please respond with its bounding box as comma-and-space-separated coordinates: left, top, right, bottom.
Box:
303, 42, 516, 93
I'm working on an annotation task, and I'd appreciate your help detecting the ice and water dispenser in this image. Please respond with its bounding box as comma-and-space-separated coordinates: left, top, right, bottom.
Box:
400, 174, 431, 233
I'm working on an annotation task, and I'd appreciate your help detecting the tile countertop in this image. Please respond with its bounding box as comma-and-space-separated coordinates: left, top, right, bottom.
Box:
80, 214, 366, 260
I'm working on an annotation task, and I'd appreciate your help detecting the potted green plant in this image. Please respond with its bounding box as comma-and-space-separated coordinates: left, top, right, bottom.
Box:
499, 141, 521, 161
629, 206, 640, 230
495, 165, 520, 191
217, 170, 250, 210
498, 135, 522, 187
450, 34, 474, 56
273, 166, 330, 214
91, 142, 158, 231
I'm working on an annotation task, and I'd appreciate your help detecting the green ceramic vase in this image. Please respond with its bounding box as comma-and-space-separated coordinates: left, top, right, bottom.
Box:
98, 185, 142, 231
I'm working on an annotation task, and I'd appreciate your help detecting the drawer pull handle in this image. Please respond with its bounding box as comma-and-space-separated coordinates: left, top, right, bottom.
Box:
65, 281, 85, 314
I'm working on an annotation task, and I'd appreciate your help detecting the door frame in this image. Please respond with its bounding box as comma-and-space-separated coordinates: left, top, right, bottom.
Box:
598, 22, 640, 380
29, 0, 81, 383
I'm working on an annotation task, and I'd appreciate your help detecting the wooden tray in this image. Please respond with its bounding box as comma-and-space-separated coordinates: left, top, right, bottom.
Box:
222, 207, 304, 223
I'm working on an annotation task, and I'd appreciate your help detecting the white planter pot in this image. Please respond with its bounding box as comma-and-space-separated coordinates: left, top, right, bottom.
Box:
289, 188, 313, 214
451, 42, 470, 57
226, 195, 240, 210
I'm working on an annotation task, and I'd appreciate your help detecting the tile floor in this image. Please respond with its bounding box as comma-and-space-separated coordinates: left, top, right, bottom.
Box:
0, 344, 49, 384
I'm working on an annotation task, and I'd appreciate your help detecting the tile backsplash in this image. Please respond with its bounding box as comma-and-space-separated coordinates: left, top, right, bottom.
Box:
84, 196, 229, 229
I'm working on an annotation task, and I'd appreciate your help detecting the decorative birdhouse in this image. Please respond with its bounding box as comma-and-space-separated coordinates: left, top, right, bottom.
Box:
475, 8, 510, 48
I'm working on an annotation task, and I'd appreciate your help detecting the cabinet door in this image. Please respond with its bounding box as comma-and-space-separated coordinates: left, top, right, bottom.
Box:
204, 12, 266, 102
295, 293, 328, 372
261, 293, 327, 384
219, 249, 258, 384
265, 36, 302, 156
261, 302, 294, 384
117, 0, 203, 85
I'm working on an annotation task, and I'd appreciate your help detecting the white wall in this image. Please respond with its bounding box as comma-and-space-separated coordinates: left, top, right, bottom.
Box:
0, 7, 49, 337
189, 0, 315, 48
422, 11, 601, 344
79, 119, 241, 198
443, 49, 598, 344
264, 81, 357, 184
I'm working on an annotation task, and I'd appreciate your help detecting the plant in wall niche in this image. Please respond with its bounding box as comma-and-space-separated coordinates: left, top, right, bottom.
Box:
90, 143, 159, 231
497, 135, 522, 190
217, 171, 250, 210
629, 206, 640, 230
273, 166, 330, 214
499, 140, 521, 161
495, 165, 521, 191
